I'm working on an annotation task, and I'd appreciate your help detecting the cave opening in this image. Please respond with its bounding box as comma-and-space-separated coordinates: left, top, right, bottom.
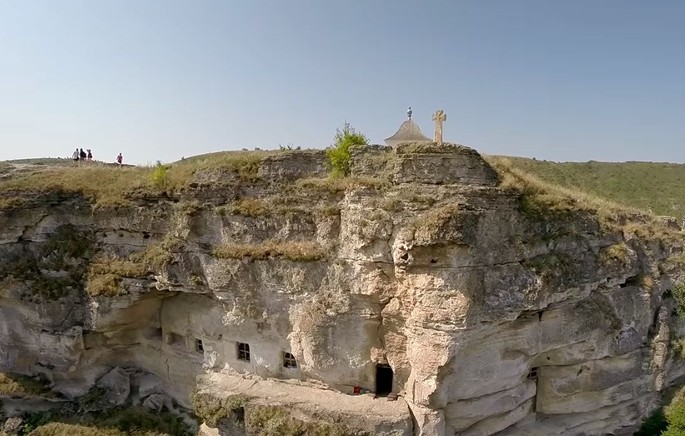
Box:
375, 364, 393, 396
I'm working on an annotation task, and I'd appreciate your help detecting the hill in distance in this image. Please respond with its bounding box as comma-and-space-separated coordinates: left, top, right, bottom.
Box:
497, 156, 685, 221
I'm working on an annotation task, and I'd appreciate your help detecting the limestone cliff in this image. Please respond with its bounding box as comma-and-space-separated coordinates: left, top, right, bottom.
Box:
0, 144, 684, 435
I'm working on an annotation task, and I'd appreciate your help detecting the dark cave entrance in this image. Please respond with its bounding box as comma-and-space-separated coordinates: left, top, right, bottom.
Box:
375, 364, 394, 396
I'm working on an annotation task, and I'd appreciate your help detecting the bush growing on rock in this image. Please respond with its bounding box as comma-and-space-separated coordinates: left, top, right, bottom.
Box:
673, 281, 685, 318
638, 389, 685, 435
151, 161, 170, 189
326, 122, 368, 177
191, 392, 248, 427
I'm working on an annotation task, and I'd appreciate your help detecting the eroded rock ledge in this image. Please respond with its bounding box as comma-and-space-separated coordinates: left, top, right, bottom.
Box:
1, 144, 684, 435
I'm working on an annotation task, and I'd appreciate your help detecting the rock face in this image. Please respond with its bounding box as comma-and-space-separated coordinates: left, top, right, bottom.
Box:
1, 143, 684, 435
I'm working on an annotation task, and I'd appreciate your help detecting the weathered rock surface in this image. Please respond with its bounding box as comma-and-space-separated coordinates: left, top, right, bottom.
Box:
91, 367, 131, 410
1, 145, 684, 435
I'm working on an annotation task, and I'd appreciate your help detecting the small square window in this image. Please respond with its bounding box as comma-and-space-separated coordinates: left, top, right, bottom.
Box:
237, 343, 250, 362
283, 352, 297, 369
195, 339, 204, 353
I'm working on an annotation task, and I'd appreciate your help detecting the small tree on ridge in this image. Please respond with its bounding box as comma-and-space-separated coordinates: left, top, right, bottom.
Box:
327, 122, 368, 177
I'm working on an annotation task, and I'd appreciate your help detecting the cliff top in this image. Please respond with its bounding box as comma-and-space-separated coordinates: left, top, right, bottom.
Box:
0, 146, 682, 238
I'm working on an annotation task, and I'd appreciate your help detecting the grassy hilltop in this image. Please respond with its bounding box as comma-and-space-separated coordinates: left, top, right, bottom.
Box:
496, 157, 685, 221
1, 151, 685, 222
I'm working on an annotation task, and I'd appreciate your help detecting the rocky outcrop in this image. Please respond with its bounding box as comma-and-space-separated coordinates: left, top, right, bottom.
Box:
1, 144, 684, 435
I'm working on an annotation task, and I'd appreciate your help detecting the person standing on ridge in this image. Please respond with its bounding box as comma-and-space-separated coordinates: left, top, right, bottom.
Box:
116, 153, 123, 167
79, 148, 87, 161
87, 149, 93, 162
72, 148, 80, 165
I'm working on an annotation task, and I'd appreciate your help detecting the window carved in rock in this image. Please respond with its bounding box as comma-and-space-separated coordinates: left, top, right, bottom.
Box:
283, 352, 297, 369
237, 343, 250, 362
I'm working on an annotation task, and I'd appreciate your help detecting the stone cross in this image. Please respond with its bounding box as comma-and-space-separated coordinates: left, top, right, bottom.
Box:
432, 110, 447, 145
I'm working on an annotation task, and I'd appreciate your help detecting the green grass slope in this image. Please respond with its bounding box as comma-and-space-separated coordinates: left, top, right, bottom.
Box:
496, 156, 685, 221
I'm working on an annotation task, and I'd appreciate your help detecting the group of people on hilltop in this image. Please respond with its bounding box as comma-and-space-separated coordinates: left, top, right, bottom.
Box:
72, 148, 92, 162
72, 148, 124, 166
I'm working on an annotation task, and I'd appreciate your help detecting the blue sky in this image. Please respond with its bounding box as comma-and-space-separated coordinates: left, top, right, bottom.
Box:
0, 1, 683, 165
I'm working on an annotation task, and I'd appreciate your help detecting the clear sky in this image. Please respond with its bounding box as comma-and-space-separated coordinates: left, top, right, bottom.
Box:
1, 1, 683, 165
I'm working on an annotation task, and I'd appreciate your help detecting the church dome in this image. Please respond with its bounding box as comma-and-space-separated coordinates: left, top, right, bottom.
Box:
384, 119, 431, 148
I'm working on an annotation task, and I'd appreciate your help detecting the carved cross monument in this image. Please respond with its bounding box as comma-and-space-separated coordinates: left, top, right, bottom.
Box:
432, 110, 447, 145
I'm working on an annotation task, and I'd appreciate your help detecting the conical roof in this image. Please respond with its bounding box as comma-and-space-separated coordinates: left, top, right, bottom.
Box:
385, 119, 431, 147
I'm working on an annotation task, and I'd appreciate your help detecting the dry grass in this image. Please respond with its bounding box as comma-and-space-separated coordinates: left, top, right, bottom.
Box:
24, 406, 192, 436
168, 150, 276, 185
85, 236, 180, 296
0, 151, 277, 210
28, 423, 126, 436
213, 240, 327, 261
174, 200, 203, 216
191, 392, 249, 427
666, 254, 685, 269
246, 404, 363, 436
85, 255, 147, 297
229, 198, 270, 217
0, 372, 52, 397
219, 197, 340, 220
314, 205, 341, 217
0, 165, 161, 209
599, 242, 631, 265
295, 176, 389, 194
639, 274, 655, 289
396, 142, 474, 155
407, 203, 460, 238
0, 151, 385, 213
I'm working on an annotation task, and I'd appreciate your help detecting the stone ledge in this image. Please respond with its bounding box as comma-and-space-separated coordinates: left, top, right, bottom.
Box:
196, 373, 413, 436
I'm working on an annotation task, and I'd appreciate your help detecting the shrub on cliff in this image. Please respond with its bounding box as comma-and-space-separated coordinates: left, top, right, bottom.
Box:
674, 281, 685, 318
191, 392, 248, 427
326, 122, 368, 177
151, 161, 170, 189
638, 388, 685, 435
22, 406, 192, 435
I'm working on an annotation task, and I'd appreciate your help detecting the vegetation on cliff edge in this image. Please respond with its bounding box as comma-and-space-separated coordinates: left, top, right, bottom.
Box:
213, 240, 327, 262
496, 156, 685, 221
21, 406, 192, 436
485, 156, 682, 239
0, 151, 275, 209
0, 372, 53, 397
191, 392, 248, 427
326, 122, 369, 176
636, 385, 685, 435
85, 236, 180, 296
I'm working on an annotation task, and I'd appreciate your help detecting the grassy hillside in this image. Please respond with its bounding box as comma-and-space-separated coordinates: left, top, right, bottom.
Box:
495, 156, 685, 221
7, 157, 74, 166
3, 150, 685, 223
